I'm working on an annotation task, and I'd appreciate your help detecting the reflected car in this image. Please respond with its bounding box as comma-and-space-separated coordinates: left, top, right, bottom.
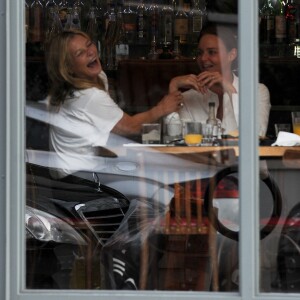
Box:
26, 102, 292, 291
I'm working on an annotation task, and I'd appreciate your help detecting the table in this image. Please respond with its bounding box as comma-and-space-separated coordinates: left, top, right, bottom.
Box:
121, 144, 298, 158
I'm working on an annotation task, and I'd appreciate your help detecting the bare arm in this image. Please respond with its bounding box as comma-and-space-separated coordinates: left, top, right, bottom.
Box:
169, 74, 200, 93
111, 91, 183, 135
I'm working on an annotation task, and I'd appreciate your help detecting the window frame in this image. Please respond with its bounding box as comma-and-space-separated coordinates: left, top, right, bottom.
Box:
2, 0, 299, 299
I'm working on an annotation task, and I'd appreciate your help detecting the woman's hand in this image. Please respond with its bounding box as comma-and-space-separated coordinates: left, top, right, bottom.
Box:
156, 91, 184, 115
197, 71, 237, 96
169, 74, 200, 93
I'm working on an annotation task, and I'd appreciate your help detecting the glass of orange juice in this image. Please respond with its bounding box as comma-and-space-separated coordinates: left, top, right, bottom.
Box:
291, 112, 300, 135
184, 122, 202, 146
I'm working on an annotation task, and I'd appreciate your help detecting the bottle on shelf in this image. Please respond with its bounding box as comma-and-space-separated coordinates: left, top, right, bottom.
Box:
58, 0, 71, 29
275, 0, 286, 44
148, 34, 159, 59
260, 0, 275, 44
122, 0, 137, 44
159, 0, 174, 47
102, 0, 117, 70
188, 0, 206, 45
285, 0, 298, 44
45, 0, 58, 30
44, 8, 62, 46
174, 0, 189, 45
148, 1, 160, 44
68, 0, 82, 30
115, 3, 129, 67
86, 4, 101, 54
136, 0, 148, 44
29, 0, 45, 43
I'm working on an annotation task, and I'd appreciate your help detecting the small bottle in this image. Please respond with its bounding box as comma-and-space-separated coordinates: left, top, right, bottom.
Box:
206, 102, 220, 139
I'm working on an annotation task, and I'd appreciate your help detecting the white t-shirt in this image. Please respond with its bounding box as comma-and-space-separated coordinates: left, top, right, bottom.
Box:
49, 79, 123, 178
179, 74, 271, 137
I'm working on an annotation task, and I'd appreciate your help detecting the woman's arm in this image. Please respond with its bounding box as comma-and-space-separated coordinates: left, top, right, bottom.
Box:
169, 74, 200, 93
112, 91, 183, 135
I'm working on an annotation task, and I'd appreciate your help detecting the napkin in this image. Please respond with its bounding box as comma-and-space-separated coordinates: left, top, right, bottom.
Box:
272, 131, 300, 146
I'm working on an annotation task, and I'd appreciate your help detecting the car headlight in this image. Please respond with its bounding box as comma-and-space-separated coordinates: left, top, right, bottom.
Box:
26, 206, 86, 245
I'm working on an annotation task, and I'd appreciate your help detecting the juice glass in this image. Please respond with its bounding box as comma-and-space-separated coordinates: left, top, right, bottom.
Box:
291, 112, 300, 135
184, 122, 202, 146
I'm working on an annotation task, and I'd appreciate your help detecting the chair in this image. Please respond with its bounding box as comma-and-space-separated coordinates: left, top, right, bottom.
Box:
138, 148, 237, 291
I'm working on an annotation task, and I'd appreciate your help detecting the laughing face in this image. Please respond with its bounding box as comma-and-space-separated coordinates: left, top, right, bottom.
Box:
67, 34, 102, 83
196, 34, 236, 75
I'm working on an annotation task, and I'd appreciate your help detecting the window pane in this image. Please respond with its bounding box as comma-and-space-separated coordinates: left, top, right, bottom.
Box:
259, 0, 300, 294
25, 0, 241, 293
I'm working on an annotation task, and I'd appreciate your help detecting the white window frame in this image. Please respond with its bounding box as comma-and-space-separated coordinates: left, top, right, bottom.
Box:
1, 0, 299, 299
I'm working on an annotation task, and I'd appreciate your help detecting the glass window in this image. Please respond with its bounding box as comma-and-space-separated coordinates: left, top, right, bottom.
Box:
259, 0, 300, 294
4, 0, 300, 299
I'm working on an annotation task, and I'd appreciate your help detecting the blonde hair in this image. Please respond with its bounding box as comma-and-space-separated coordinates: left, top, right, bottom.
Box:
45, 29, 105, 107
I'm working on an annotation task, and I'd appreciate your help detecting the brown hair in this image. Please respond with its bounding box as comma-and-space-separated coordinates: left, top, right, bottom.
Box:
45, 29, 105, 107
199, 22, 238, 52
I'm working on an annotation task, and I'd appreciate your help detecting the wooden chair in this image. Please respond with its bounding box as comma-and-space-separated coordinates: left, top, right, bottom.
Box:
138, 148, 237, 291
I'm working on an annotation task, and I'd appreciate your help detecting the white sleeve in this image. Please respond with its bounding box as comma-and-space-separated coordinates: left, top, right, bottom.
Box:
231, 93, 239, 125
258, 83, 271, 137
84, 89, 123, 138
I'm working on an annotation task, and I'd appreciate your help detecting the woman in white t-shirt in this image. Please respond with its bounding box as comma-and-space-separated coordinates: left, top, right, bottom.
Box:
169, 23, 271, 137
46, 30, 183, 178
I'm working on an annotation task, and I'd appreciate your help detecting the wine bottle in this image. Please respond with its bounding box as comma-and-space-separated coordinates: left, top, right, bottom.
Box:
285, 0, 297, 44
188, 0, 206, 45
275, 0, 286, 44
102, 0, 117, 70
159, 0, 174, 46
45, 8, 62, 46
260, 0, 275, 44
148, 1, 160, 43
29, 0, 44, 43
122, 0, 137, 44
58, 0, 71, 29
86, 5, 101, 53
136, 0, 148, 44
174, 0, 188, 44
115, 4, 129, 67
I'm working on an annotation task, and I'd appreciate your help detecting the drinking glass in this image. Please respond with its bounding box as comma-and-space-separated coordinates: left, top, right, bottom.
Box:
291, 112, 300, 135
201, 124, 214, 146
142, 123, 161, 144
183, 122, 202, 146
274, 123, 291, 137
